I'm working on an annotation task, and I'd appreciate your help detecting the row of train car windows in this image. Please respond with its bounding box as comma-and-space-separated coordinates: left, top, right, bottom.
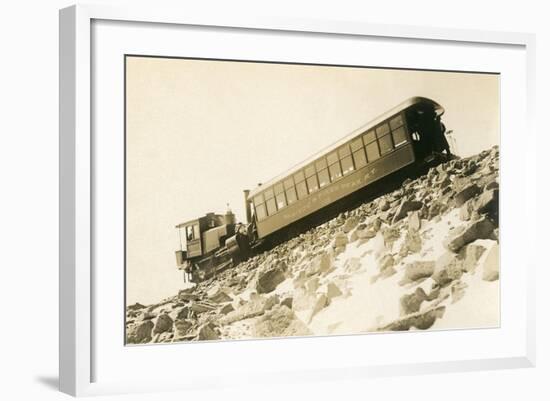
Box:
253, 114, 407, 221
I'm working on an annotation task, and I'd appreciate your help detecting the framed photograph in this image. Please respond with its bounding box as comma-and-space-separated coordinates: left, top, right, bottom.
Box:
60, 4, 536, 397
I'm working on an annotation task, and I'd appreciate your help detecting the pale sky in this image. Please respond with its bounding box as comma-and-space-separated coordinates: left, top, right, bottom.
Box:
126, 56, 499, 304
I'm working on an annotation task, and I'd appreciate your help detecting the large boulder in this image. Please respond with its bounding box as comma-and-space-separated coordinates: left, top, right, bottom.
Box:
399, 230, 422, 256
482, 244, 500, 281
400, 287, 428, 315
392, 200, 423, 223
326, 282, 343, 300
459, 243, 487, 273
174, 319, 194, 338
305, 252, 332, 277
401, 261, 436, 284
197, 322, 219, 341
153, 313, 173, 334
380, 306, 446, 331
252, 305, 311, 338
256, 264, 286, 294
444, 217, 496, 252
342, 215, 360, 233
220, 294, 279, 325
475, 188, 499, 219
127, 320, 154, 344
454, 184, 481, 207
307, 294, 328, 323
207, 285, 233, 303
431, 252, 463, 287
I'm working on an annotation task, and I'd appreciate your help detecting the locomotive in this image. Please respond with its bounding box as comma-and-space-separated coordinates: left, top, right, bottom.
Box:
175, 97, 452, 282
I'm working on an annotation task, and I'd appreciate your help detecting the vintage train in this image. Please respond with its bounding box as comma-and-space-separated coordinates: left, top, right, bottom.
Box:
175, 96, 452, 282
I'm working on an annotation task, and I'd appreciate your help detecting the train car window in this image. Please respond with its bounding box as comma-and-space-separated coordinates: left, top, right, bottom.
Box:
376, 123, 390, 138
275, 192, 286, 209
353, 149, 367, 169
274, 182, 284, 195
284, 177, 294, 190
390, 114, 404, 130
266, 197, 277, 215
264, 187, 274, 200
193, 224, 200, 240
307, 175, 319, 193
329, 162, 342, 181
392, 126, 407, 147
296, 180, 308, 199
256, 203, 267, 221
264, 187, 275, 200
285, 187, 297, 204
318, 168, 330, 188
315, 158, 327, 171
186, 225, 195, 241
294, 170, 305, 183
305, 164, 316, 178
379, 134, 393, 155
327, 151, 338, 165
341, 155, 354, 175
363, 130, 376, 144
366, 141, 380, 162
338, 144, 351, 158
351, 137, 363, 152
253, 194, 264, 207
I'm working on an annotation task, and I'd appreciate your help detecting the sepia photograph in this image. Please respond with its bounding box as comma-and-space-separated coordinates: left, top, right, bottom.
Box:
124, 56, 500, 344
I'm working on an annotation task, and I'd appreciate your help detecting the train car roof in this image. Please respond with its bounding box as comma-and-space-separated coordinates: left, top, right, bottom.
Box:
248, 96, 443, 199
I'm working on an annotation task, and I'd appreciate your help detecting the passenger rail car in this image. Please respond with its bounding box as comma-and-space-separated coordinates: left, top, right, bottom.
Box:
175, 97, 451, 282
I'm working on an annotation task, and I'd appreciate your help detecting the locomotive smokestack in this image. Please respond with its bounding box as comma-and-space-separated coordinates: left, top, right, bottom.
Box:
243, 189, 252, 224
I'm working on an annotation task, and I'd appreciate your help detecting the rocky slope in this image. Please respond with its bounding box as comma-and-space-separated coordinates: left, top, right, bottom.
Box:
126, 146, 500, 344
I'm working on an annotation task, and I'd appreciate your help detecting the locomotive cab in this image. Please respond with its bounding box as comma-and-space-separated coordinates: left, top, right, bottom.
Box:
175, 212, 236, 273
406, 100, 451, 163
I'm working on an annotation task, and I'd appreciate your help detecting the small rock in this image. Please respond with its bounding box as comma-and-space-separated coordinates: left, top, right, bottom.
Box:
219, 303, 235, 315
127, 302, 146, 311
280, 297, 293, 309
308, 294, 328, 323
356, 228, 377, 240
305, 276, 320, 293
408, 211, 421, 232
189, 301, 216, 314
379, 199, 390, 211
178, 289, 200, 302
326, 282, 343, 300
333, 232, 349, 248
399, 230, 422, 256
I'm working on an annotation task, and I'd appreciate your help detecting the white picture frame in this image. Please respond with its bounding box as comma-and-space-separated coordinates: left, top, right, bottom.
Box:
59, 4, 536, 397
